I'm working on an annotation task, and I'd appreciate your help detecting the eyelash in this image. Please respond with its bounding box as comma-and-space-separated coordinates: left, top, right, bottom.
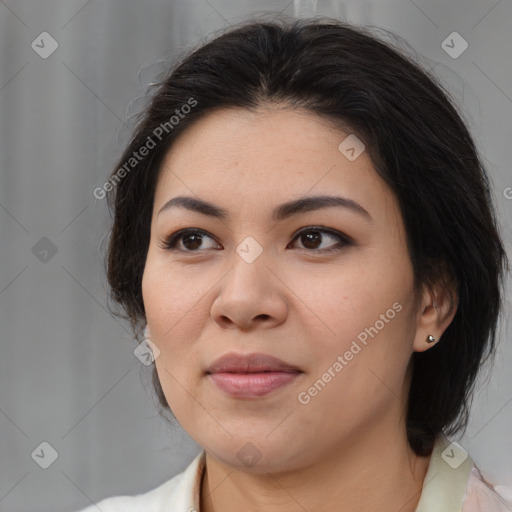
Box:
158, 226, 352, 255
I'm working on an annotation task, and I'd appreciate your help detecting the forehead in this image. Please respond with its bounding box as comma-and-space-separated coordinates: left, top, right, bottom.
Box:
153, 107, 398, 226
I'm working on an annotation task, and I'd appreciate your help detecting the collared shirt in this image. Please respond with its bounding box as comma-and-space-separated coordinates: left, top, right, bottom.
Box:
76, 434, 512, 511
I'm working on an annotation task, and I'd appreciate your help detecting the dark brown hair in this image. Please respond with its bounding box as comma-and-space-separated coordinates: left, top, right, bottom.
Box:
104, 15, 508, 456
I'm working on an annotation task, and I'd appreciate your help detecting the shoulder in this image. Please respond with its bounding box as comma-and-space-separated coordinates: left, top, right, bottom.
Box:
74, 474, 184, 512
463, 466, 512, 512
74, 451, 205, 512
416, 434, 512, 512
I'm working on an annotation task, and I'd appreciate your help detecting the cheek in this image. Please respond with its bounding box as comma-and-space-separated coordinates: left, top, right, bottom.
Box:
142, 257, 207, 340
295, 303, 414, 437
288, 261, 401, 339
141, 257, 217, 415
292, 261, 414, 387
142, 263, 206, 418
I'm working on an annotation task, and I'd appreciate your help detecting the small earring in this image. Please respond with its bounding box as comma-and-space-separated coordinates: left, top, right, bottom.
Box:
427, 335, 436, 343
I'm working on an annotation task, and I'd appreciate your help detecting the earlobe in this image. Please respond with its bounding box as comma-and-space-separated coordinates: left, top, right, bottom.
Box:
425, 303, 439, 343
144, 324, 151, 339
413, 283, 458, 353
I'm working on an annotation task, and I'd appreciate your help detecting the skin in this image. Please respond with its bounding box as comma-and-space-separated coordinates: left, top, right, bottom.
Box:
141, 105, 457, 512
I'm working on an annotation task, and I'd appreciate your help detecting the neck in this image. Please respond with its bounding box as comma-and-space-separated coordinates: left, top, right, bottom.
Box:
200, 424, 432, 512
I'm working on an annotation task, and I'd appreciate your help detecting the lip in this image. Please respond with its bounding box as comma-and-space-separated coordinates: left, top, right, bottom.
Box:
207, 352, 301, 374
206, 352, 302, 398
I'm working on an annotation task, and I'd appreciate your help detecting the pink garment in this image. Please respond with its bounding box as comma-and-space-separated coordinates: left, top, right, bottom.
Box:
462, 466, 512, 511
414, 434, 512, 511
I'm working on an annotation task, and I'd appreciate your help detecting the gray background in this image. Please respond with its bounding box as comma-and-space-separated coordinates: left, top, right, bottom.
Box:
0, 1, 511, 511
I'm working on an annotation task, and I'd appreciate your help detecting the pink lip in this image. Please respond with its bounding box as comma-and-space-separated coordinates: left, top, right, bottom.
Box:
209, 372, 300, 397
206, 352, 302, 398
207, 352, 301, 374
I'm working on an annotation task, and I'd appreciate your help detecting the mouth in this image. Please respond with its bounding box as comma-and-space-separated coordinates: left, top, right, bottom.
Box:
207, 352, 301, 374
208, 372, 301, 398
206, 352, 303, 398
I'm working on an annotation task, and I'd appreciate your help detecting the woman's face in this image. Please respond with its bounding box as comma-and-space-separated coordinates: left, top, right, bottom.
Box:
142, 106, 426, 472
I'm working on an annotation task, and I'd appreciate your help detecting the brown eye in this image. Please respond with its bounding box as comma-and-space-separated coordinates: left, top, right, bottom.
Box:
159, 229, 220, 252
159, 226, 351, 254
289, 227, 351, 254
300, 230, 323, 249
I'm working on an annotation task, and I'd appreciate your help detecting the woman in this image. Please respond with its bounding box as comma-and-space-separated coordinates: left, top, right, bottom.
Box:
79, 16, 511, 512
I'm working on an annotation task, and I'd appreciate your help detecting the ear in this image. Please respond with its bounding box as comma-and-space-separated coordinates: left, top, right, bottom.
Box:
413, 275, 458, 353
144, 324, 151, 339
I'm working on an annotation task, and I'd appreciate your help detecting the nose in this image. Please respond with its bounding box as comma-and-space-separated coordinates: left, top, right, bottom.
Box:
210, 248, 288, 331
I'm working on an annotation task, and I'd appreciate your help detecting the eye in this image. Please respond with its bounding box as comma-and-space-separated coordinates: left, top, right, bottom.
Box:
159, 227, 352, 254
288, 226, 352, 254
158, 228, 221, 252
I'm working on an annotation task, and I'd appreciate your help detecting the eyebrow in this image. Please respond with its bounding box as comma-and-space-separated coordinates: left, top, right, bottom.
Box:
157, 194, 372, 222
